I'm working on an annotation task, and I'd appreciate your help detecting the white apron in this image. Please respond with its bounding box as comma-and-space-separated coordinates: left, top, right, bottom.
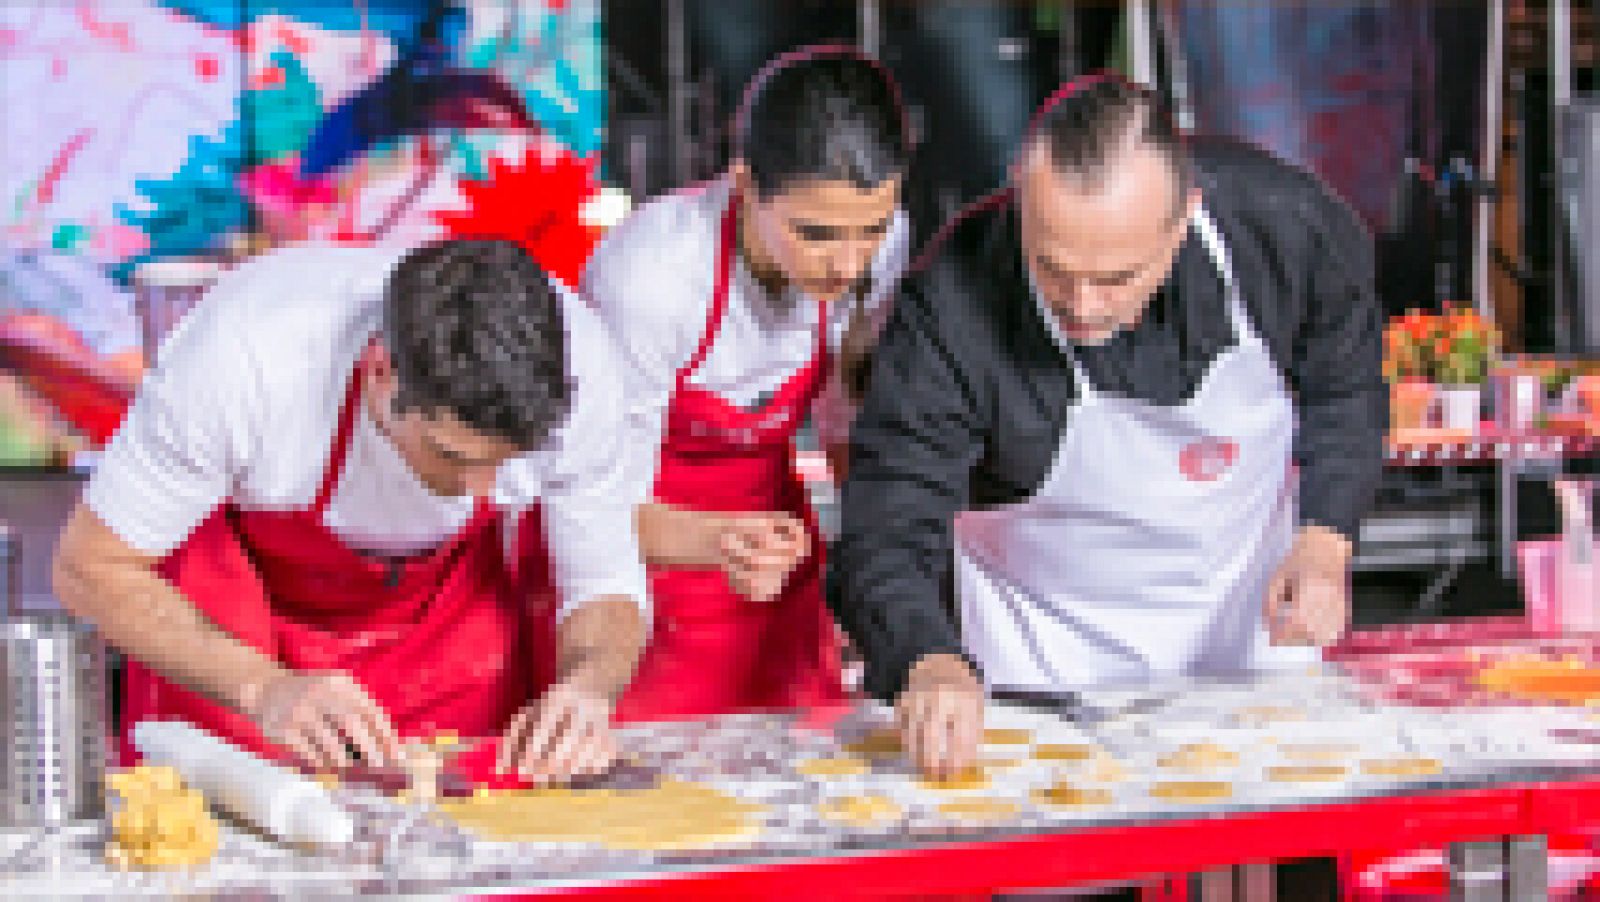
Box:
956, 207, 1317, 691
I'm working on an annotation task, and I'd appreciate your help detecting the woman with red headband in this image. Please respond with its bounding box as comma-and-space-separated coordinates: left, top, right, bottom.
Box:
581, 46, 913, 721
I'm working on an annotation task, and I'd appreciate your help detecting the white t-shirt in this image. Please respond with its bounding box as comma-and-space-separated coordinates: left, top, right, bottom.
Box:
84, 243, 652, 621
580, 176, 911, 468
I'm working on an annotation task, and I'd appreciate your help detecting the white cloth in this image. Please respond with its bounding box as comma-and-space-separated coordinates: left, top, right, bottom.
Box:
84, 243, 653, 620
955, 208, 1315, 691
580, 175, 910, 457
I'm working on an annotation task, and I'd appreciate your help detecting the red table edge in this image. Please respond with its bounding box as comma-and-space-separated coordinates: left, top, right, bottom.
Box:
458, 780, 1600, 900
1526, 776, 1600, 834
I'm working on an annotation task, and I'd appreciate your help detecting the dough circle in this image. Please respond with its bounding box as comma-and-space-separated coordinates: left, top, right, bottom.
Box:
1266, 765, 1348, 783
937, 798, 1021, 822
844, 729, 904, 758
1157, 743, 1241, 771
1150, 781, 1234, 803
917, 767, 991, 791
1033, 783, 1113, 808
1033, 744, 1099, 763
1361, 758, 1442, 778
816, 794, 902, 825
795, 757, 870, 778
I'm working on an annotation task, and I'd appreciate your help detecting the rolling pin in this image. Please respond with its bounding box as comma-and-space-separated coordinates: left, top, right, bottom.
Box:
130, 720, 355, 848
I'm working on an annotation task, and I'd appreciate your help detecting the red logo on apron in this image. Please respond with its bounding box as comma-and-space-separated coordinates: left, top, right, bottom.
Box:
1179, 437, 1239, 482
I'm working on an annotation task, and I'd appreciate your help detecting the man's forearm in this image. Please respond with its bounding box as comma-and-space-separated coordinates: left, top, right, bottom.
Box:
52, 508, 287, 712
552, 596, 646, 700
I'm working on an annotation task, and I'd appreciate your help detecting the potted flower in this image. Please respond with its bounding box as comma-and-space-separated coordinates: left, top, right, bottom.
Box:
1384, 310, 1438, 431
1429, 303, 1501, 432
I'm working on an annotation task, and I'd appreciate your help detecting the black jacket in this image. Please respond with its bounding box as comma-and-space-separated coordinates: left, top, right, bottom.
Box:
829, 137, 1388, 702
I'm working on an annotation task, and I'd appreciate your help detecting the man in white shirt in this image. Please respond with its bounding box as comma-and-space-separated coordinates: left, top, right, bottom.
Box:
53, 239, 652, 783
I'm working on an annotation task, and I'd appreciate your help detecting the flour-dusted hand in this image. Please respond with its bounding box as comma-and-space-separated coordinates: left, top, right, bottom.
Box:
498, 677, 619, 785
896, 653, 984, 779
238, 670, 403, 772
1264, 525, 1353, 647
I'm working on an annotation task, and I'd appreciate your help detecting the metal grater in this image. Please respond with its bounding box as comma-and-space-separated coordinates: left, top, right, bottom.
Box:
2, 592, 110, 830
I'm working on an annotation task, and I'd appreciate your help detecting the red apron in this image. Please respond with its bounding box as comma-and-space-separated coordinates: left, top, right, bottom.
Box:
118, 365, 556, 766
613, 198, 845, 723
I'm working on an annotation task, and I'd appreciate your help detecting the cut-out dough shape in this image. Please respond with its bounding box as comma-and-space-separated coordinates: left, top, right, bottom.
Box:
1157, 743, 1241, 771
1361, 758, 1442, 778
1033, 783, 1113, 808
1266, 765, 1348, 783
816, 794, 902, 825
937, 798, 1020, 821
1150, 780, 1234, 803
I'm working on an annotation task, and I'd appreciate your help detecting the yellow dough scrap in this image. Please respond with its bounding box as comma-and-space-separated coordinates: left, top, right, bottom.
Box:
437, 779, 766, 851
1082, 756, 1130, 783
937, 798, 1020, 822
843, 729, 903, 758
816, 794, 902, 825
310, 772, 342, 791
1361, 757, 1442, 778
105, 767, 219, 869
1157, 743, 1241, 771
1033, 743, 1099, 763
1033, 782, 1113, 808
982, 728, 1032, 746
795, 757, 870, 778
1266, 765, 1348, 783
917, 766, 990, 791
1150, 781, 1234, 803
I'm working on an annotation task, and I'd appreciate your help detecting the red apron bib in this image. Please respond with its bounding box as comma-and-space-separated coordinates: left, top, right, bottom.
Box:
118, 366, 556, 766
613, 199, 845, 722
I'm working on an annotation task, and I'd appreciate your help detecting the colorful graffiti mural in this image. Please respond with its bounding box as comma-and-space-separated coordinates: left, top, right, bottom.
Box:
0, 0, 606, 461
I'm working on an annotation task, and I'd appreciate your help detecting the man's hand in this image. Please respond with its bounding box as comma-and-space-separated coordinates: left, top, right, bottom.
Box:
497, 676, 618, 784
237, 670, 404, 771
1265, 525, 1353, 647
716, 513, 810, 602
895, 653, 983, 779
496, 596, 643, 784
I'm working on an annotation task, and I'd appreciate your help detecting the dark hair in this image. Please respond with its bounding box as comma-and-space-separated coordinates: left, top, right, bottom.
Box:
382, 239, 572, 449
735, 45, 911, 198
1026, 74, 1191, 214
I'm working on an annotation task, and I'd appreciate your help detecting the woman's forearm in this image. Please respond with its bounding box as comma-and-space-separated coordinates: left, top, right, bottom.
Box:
635, 502, 728, 568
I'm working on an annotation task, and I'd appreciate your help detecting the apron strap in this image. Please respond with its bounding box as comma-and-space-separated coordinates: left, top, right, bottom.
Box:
810, 295, 830, 370
678, 198, 741, 385
311, 365, 366, 516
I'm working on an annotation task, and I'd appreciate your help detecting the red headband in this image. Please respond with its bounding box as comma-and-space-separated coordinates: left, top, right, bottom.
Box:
734, 42, 914, 152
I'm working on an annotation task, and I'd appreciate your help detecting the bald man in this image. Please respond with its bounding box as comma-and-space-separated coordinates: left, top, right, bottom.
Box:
831, 76, 1385, 781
